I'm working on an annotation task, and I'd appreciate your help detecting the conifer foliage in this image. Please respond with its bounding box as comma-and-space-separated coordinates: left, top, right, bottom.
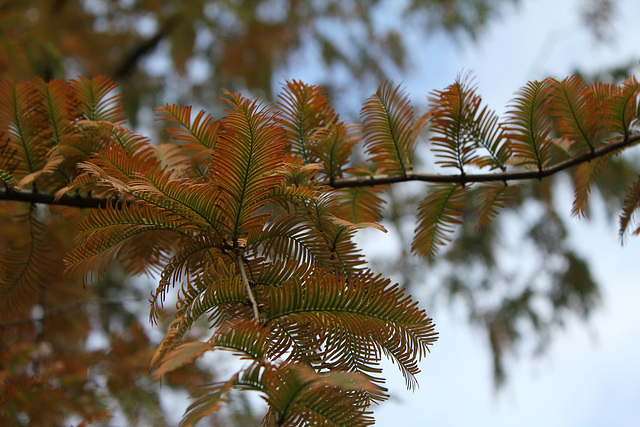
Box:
0, 74, 639, 425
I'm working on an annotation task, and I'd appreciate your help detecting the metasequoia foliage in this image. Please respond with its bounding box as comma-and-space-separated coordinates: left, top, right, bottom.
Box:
0, 74, 639, 425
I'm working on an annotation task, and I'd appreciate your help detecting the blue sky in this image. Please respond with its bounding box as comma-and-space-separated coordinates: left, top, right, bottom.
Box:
346, 0, 640, 425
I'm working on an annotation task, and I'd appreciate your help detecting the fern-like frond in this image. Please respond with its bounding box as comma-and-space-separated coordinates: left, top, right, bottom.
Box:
326, 223, 369, 277
335, 184, 386, 225
17, 155, 66, 191
0, 215, 60, 319
548, 76, 601, 153
59, 135, 159, 199
505, 80, 553, 169
247, 213, 332, 270
265, 269, 437, 389
329, 216, 387, 234
249, 259, 309, 287
469, 104, 510, 170
319, 321, 385, 387
269, 315, 325, 367
69, 76, 124, 123
153, 341, 212, 379
0, 374, 46, 408
572, 154, 610, 218
0, 79, 48, 182
156, 325, 308, 413
181, 362, 376, 427
475, 182, 521, 228
154, 142, 204, 180
262, 363, 379, 427
619, 174, 640, 241
586, 81, 618, 136
264, 162, 320, 209
610, 76, 640, 137
43, 94, 131, 189
0, 131, 20, 180
427, 73, 509, 172
156, 104, 220, 149
155, 104, 220, 179
132, 172, 228, 235
151, 259, 250, 368
31, 77, 72, 147
278, 79, 337, 164
180, 373, 239, 427
79, 120, 152, 152
56, 76, 126, 148
412, 183, 466, 257
311, 122, 359, 181
296, 193, 368, 276
212, 91, 288, 239
117, 228, 178, 276
207, 320, 282, 362
428, 73, 481, 173
53, 118, 157, 199
16, 81, 72, 192
362, 81, 423, 175
64, 201, 188, 285
150, 236, 223, 324
331, 163, 387, 225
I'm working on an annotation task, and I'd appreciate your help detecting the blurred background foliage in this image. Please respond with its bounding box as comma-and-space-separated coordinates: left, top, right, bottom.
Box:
1, 0, 523, 121
1, 0, 638, 424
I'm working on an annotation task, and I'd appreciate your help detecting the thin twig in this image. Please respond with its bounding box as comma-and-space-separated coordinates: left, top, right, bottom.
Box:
236, 253, 260, 321
331, 133, 640, 188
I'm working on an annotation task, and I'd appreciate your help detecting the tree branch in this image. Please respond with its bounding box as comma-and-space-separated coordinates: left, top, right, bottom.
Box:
0, 189, 125, 209
1, 133, 638, 209
331, 133, 640, 188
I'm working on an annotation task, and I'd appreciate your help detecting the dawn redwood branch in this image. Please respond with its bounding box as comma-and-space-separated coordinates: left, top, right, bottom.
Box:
330, 133, 640, 188
1, 133, 638, 209
0, 189, 126, 209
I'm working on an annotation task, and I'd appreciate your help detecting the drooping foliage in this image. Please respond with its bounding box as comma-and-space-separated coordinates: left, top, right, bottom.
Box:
1, 73, 639, 425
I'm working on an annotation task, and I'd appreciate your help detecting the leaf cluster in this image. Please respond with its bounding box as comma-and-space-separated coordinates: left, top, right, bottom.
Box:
0, 76, 439, 425
1, 71, 640, 424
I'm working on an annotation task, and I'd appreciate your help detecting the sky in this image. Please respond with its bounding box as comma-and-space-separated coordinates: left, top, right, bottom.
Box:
324, 0, 640, 426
